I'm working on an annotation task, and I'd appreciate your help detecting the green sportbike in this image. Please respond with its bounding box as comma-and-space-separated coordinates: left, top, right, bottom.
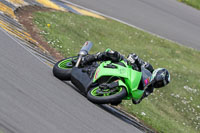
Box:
53, 41, 157, 105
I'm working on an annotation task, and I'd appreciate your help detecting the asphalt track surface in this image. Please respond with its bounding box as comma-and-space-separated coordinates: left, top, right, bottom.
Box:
65, 0, 200, 50
0, 27, 144, 133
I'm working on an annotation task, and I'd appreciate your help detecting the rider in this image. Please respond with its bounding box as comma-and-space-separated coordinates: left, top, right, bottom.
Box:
82, 49, 170, 104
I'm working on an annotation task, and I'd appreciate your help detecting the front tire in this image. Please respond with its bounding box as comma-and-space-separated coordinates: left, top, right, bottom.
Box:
53, 56, 77, 80
87, 86, 127, 104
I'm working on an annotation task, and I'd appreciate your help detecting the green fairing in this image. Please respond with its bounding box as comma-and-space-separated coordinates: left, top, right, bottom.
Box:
125, 67, 144, 100
93, 60, 144, 100
93, 61, 128, 81
131, 90, 144, 100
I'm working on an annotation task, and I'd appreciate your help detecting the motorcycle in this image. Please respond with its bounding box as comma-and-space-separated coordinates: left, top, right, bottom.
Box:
53, 41, 153, 105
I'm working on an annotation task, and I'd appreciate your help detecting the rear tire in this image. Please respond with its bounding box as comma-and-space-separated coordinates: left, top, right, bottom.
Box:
87, 86, 127, 104
53, 57, 77, 80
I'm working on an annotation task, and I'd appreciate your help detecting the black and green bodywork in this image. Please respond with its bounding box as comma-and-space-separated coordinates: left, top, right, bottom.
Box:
93, 60, 144, 101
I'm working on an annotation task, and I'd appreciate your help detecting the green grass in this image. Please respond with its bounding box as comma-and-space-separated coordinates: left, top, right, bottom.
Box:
33, 11, 200, 133
178, 0, 200, 10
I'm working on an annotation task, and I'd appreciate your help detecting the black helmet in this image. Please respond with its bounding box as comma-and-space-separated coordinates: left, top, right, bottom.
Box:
151, 68, 170, 88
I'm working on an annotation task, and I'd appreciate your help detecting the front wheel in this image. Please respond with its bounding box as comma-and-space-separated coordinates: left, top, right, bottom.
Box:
87, 85, 127, 104
53, 56, 77, 80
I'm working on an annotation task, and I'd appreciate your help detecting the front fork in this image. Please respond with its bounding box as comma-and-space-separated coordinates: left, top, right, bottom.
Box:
75, 55, 83, 67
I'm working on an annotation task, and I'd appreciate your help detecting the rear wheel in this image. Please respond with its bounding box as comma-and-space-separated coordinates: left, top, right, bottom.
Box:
87, 85, 127, 104
53, 56, 77, 80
